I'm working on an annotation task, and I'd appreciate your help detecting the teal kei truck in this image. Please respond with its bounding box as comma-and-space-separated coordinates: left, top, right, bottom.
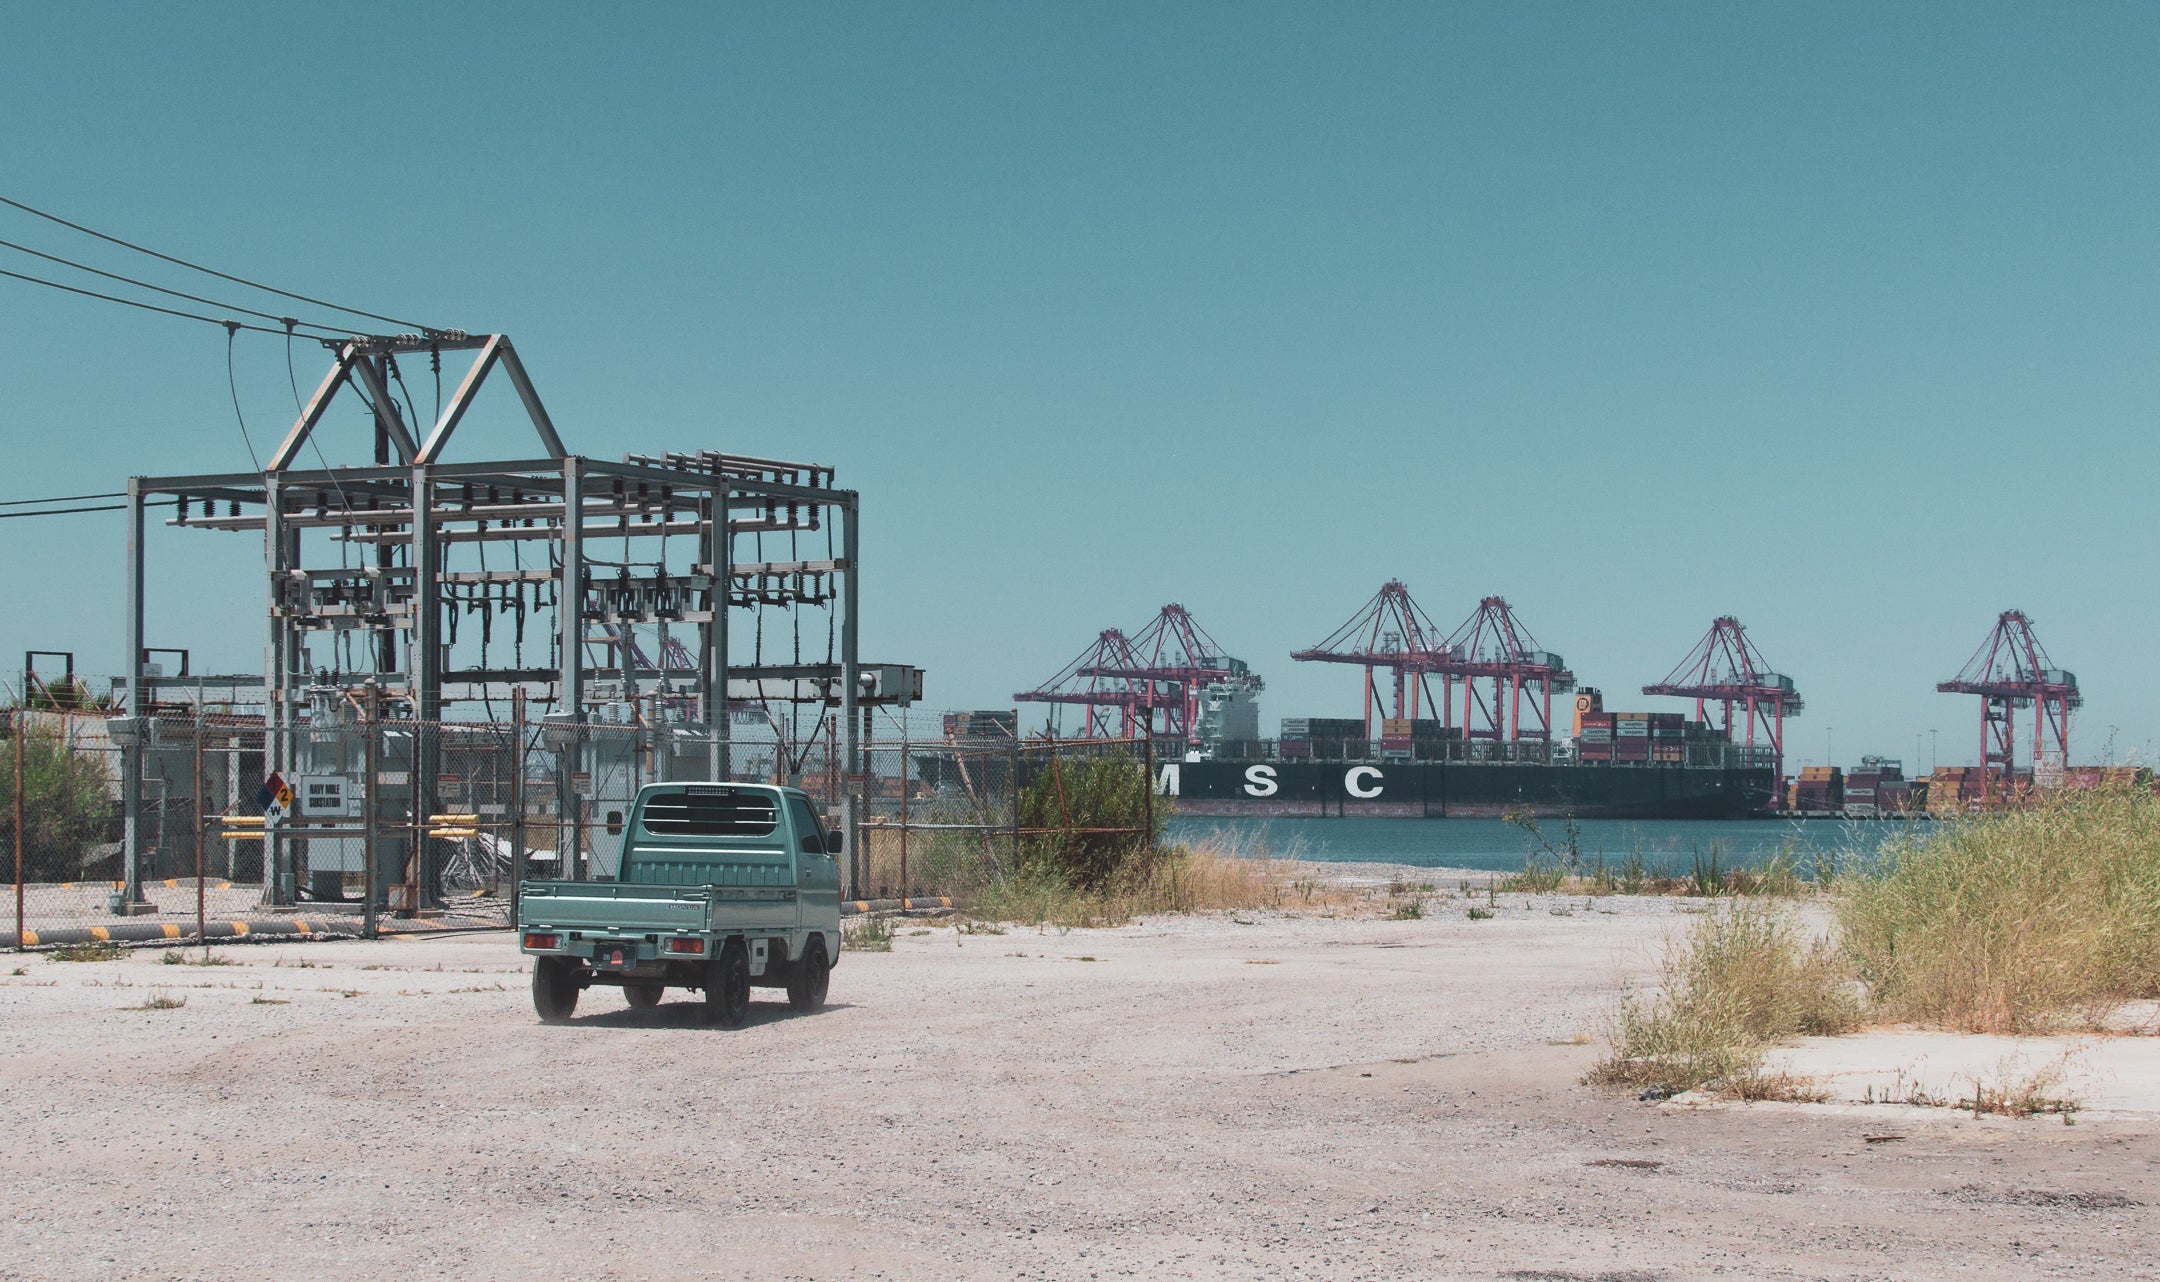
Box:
517, 783, 844, 1025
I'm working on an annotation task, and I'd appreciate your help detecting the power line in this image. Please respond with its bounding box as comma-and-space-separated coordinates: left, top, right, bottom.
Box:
0, 236, 355, 337
0, 491, 124, 507
0, 501, 177, 520
0, 264, 293, 335
0, 193, 437, 333
226, 328, 262, 470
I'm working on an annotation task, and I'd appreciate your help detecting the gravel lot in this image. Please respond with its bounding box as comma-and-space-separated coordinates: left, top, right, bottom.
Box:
3, 886, 2156, 1281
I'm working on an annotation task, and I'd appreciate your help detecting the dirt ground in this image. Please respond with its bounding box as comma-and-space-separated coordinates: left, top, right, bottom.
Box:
2, 888, 2155, 1282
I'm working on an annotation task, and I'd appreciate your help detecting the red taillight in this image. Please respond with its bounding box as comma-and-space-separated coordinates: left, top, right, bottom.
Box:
524, 932, 559, 950
666, 936, 705, 955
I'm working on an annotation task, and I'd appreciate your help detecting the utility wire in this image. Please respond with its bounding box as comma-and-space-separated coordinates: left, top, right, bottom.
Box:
226, 326, 262, 469
0, 501, 177, 520
0, 192, 437, 332
0, 236, 353, 337
0, 491, 124, 506
0, 265, 292, 335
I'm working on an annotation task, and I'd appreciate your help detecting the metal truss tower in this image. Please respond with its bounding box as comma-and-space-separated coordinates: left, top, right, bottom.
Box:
1018, 605, 1260, 746
114, 333, 916, 907
1937, 609, 2080, 797
1643, 616, 1802, 776
1290, 580, 1453, 740
1013, 629, 1151, 739
1432, 596, 1575, 745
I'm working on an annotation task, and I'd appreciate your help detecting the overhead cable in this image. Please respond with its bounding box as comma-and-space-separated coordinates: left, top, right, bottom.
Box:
0, 501, 177, 520
0, 236, 353, 337
226, 327, 262, 469
0, 491, 125, 506
0, 193, 437, 332
0, 264, 293, 335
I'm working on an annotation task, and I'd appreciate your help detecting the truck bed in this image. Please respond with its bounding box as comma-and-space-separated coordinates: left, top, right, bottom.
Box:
518, 879, 799, 935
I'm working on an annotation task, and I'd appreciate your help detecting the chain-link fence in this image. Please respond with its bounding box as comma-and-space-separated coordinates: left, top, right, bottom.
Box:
6, 706, 1162, 948
852, 735, 1157, 900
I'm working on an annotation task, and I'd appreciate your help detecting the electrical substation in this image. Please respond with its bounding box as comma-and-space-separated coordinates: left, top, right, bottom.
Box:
105, 331, 921, 916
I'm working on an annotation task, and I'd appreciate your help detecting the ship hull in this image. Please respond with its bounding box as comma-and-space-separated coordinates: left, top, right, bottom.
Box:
1160, 759, 1777, 820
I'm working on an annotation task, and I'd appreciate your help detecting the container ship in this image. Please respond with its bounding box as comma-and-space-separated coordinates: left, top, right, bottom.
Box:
1160, 697, 1778, 819
1005, 593, 2109, 823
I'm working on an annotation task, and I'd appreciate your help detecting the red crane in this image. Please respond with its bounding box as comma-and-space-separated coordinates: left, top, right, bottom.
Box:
1018, 605, 1260, 744
1937, 609, 2080, 797
1290, 580, 1454, 740
1013, 628, 1151, 738
1642, 616, 1801, 776
1432, 597, 1575, 746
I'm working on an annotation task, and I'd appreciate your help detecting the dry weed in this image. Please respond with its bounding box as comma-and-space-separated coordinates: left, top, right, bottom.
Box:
1839, 785, 2160, 1034
1589, 899, 1862, 1093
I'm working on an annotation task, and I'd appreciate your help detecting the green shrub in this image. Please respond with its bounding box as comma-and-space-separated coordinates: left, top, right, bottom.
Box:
0, 718, 116, 880
1015, 754, 1159, 891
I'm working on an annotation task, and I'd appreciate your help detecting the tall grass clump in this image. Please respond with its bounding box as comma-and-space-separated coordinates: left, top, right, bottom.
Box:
974, 827, 1332, 928
1590, 898, 1862, 1093
1838, 784, 2160, 1033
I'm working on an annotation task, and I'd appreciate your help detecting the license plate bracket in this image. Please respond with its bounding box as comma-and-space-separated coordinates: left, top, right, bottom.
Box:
593, 941, 637, 970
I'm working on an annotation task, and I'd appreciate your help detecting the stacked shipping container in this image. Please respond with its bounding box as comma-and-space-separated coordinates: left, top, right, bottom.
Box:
1576, 710, 1699, 764
1790, 766, 1842, 812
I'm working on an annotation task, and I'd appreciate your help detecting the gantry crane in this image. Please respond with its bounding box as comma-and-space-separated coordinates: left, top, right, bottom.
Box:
1013, 628, 1152, 739
1432, 597, 1575, 746
1018, 605, 1260, 744
1290, 580, 1454, 740
1643, 616, 1802, 776
1937, 609, 2080, 798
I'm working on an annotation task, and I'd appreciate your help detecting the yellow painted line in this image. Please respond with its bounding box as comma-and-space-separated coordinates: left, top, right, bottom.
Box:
293, 920, 312, 934
230, 921, 249, 937
161, 924, 181, 939
19, 929, 37, 947
89, 926, 110, 942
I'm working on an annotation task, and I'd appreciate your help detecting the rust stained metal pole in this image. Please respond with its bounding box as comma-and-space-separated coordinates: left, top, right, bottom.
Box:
509, 685, 525, 923
14, 694, 24, 950
898, 725, 908, 898
193, 711, 206, 956
362, 684, 379, 941
1142, 727, 1154, 852
860, 703, 873, 892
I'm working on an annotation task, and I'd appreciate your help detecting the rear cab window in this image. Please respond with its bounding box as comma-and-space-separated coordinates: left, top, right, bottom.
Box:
637, 787, 778, 839
785, 795, 826, 850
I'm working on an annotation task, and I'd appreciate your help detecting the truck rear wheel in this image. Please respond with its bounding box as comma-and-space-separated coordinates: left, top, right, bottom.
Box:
623, 983, 664, 1010
532, 957, 580, 1023
706, 942, 750, 1027
788, 937, 830, 1012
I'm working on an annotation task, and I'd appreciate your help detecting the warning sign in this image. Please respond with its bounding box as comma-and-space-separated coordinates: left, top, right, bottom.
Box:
256, 772, 294, 827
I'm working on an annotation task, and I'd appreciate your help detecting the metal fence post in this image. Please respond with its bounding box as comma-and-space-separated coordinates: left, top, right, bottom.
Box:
898, 728, 909, 899
362, 684, 379, 941
14, 699, 24, 951
509, 687, 525, 924
1010, 731, 1022, 871
1142, 729, 1154, 847
193, 711, 206, 956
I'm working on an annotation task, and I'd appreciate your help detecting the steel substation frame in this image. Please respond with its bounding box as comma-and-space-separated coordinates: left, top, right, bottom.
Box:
113, 332, 873, 909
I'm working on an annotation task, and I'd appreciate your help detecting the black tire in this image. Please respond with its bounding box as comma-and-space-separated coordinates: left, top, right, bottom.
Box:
705, 941, 751, 1027
787, 936, 830, 1012
623, 983, 664, 1010
532, 957, 580, 1023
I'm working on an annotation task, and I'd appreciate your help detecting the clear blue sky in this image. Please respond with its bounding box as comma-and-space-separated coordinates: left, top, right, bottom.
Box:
1, 3, 2155, 770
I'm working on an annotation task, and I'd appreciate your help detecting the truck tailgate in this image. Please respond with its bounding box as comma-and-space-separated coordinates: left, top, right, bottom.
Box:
519, 882, 712, 933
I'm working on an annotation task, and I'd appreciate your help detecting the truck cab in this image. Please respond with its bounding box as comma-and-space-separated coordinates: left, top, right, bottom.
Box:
517, 782, 844, 1025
